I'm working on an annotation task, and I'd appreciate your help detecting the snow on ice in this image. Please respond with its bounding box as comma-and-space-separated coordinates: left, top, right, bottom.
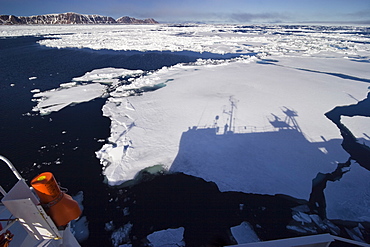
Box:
32, 83, 107, 115
31, 67, 144, 115
71, 191, 89, 242
111, 223, 133, 247
97, 57, 370, 222
230, 222, 260, 244
72, 67, 143, 86
146, 227, 185, 247
1, 24, 369, 56
9, 24, 369, 222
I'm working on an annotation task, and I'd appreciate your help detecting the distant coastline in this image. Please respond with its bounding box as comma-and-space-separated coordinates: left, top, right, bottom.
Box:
0, 12, 158, 25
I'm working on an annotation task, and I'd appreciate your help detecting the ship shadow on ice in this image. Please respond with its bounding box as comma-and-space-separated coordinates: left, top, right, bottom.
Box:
113, 107, 370, 246
170, 107, 346, 198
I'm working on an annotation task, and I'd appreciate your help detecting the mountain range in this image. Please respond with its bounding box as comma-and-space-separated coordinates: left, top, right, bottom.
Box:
0, 12, 158, 25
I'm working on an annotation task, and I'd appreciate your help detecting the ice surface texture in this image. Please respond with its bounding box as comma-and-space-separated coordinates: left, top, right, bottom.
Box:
5, 24, 368, 222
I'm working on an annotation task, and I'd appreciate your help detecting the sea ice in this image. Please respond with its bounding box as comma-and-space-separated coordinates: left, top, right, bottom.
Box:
32, 83, 107, 115
230, 222, 260, 244
31, 67, 145, 115
111, 223, 133, 247
70, 191, 89, 243
2, 24, 368, 57
71, 216, 89, 243
146, 227, 185, 247
72, 67, 143, 86
97, 57, 370, 222
18, 24, 370, 222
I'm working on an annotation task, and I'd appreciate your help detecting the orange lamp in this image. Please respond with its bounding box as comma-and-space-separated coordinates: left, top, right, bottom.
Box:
31, 172, 81, 227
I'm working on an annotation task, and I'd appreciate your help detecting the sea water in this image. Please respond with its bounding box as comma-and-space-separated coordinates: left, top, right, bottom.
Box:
0, 36, 246, 246
1, 31, 369, 246
0, 36, 200, 246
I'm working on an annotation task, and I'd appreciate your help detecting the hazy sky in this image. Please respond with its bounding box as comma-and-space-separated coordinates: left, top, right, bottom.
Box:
1, 0, 370, 24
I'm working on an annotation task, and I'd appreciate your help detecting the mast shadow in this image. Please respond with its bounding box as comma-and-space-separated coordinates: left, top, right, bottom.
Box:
170, 108, 344, 198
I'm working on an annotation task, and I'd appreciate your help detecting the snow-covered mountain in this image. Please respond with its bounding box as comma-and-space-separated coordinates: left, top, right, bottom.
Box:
0, 13, 158, 25
116, 16, 158, 24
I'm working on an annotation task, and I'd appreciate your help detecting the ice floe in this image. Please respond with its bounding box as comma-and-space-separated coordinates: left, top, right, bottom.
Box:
111, 223, 133, 247
15, 24, 370, 223
97, 57, 370, 222
230, 222, 260, 244
72, 67, 143, 86
71, 191, 89, 243
1, 24, 369, 57
146, 227, 185, 247
31, 67, 145, 115
32, 83, 107, 115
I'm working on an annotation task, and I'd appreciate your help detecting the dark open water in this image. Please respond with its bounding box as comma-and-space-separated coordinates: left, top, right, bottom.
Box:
1, 35, 369, 247
0, 36, 202, 246
0, 36, 262, 246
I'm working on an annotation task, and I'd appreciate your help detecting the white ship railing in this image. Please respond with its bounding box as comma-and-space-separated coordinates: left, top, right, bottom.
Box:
0, 155, 80, 247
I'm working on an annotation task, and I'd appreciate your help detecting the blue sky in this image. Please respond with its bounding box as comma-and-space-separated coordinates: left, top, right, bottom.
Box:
1, 0, 370, 24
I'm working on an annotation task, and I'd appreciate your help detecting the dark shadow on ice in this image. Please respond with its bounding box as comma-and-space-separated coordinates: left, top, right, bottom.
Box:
170, 107, 342, 198
364, 133, 370, 140
256, 58, 370, 84
108, 105, 370, 245
269, 107, 301, 132
296, 68, 370, 84
222, 96, 239, 133
269, 114, 291, 129
347, 93, 360, 102
349, 56, 370, 63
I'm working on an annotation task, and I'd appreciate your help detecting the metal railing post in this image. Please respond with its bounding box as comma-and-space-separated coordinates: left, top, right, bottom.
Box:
0, 155, 23, 181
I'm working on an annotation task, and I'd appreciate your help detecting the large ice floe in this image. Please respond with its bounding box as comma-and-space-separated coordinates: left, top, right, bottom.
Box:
146, 227, 185, 247
6, 23, 368, 223
31, 68, 143, 115
96, 56, 370, 222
